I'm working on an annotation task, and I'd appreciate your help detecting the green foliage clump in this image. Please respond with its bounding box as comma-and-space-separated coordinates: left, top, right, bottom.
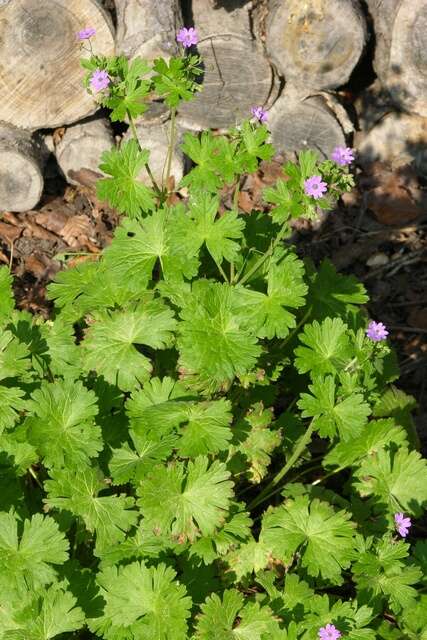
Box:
0, 37, 425, 640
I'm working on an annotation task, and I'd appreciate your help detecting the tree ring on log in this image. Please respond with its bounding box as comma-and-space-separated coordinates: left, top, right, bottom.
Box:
268, 94, 346, 160
266, 0, 366, 90
179, 35, 274, 130
387, 0, 427, 116
0, 0, 115, 130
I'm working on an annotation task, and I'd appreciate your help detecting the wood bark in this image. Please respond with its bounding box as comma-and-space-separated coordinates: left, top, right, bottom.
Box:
54, 117, 115, 187
266, 0, 367, 90
191, 0, 252, 40
0, 0, 115, 130
179, 35, 275, 130
268, 89, 346, 160
115, 0, 182, 62
367, 0, 427, 116
0, 125, 48, 212
123, 121, 184, 188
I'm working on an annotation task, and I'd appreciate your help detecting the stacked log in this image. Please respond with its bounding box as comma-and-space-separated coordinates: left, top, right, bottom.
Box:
1, 0, 427, 213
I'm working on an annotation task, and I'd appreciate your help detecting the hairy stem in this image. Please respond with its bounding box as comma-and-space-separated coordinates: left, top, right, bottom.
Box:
238, 226, 287, 286
248, 420, 315, 510
164, 106, 177, 191
127, 110, 162, 196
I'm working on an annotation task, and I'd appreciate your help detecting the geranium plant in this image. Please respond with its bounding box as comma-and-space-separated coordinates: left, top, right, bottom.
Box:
0, 26, 426, 640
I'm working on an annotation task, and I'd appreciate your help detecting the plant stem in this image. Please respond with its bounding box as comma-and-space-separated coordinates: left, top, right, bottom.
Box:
127, 110, 162, 196
164, 106, 177, 191
216, 260, 230, 283
248, 420, 315, 511
238, 226, 287, 286
278, 305, 312, 351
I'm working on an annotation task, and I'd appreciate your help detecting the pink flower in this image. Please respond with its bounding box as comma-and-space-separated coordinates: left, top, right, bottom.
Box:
304, 175, 328, 199
331, 146, 355, 166
366, 320, 389, 342
319, 624, 342, 640
251, 106, 268, 123
89, 69, 110, 93
395, 513, 411, 538
176, 27, 198, 48
78, 27, 96, 40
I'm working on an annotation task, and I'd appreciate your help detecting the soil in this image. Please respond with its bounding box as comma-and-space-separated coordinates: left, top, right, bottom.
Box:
1, 155, 426, 447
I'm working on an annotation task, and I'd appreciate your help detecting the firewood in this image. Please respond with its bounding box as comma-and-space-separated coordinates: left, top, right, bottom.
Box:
266, 0, 367, 90
0, 0, 115, 130
191, 0, 252, 40
115, 0, 182, 62
55, 117, 115, 187
268, 88, 347, 160
0, 125, 48, 213
366, 0, 427, 116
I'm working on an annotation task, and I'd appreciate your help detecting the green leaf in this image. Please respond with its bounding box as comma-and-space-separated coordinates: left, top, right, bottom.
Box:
187, 192, 245, 265
225, 538, 271, 581
0, 386, 27, 435
294, 317, 352, 377
44, 466, 138, 551
38, 317, 81, 377
0, 511, 69, 590
109, 432, 178, 485
89, 561, 192, 639
237, 121, 275, 172
177, 281, 261, 390
323, 418, 408, 470
354, 447, 427, 517
260, 496, 355, 583
104, 211, 199, 287
180, 132, 237, 193
308, 259, 368, 320
26, 378, 101, 469
0, 330, 31, 381
298, 376, 371, 441
137, 456, 233, 542
97, 139, 156, 217
0, 266, 14, 327
46, 260, 99, 314
82, 300, 177, 391
229, 403, 281, 483
353, 538, 422, 614
195, 589, 281, 639
152, 56, 200, 107
0, 582, 85, 640
177, 398, 233, 457
104, 57, 151, 121
233, 253, 307, 339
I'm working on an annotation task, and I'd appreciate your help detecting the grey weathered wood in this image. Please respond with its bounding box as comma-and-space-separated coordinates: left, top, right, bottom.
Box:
356, 112, 427, 176
55, 117, 115, 186
191, 0, 252, 39
115, 0, 182, 61
0, 0, 115, 130
179, 35, 275, 130
367, 0, 427, 116
266, 0, 367, 90
268, 89, 346, 160
123, 121, 184, 187
0, 125, 48, 212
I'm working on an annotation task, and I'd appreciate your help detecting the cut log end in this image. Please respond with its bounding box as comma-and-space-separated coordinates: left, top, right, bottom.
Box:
55, 118, 115, 187
179, 36, 275, 130
268, 92, 346, 160
0, 126, 47, 212
266, 0, 366, 90
0, 0, 115, 130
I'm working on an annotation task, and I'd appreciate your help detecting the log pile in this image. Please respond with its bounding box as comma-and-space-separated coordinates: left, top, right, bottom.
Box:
0, 0, 426, 212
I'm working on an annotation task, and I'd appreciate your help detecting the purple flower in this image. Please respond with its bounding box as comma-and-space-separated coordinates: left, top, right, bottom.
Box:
395, 513, 411, 538
89, 69, 110, 93
304, 175, 328, 199
176, 27, 198, 48
77, 27, 96, 40
251, 106, 268, 123
331, 146, 355, 166
319, 624, 342, 640
366, 320, 389, 342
